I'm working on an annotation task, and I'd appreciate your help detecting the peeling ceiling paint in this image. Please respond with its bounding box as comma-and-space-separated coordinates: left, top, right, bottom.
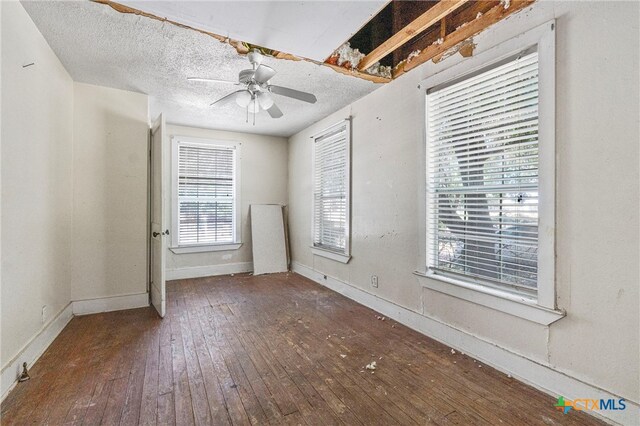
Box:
22, 1, 383, 137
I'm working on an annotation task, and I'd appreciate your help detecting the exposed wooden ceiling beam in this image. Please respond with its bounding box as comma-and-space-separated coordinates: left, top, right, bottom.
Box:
395, 0, 535, 77
358, 0, 469, 71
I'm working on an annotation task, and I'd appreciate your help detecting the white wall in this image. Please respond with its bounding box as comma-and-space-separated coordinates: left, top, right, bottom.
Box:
72, 83, 149, 302
1, 3, 150, 399
288, 0, 639, 412
165, 124, 288, 279
1, 1, 74, 368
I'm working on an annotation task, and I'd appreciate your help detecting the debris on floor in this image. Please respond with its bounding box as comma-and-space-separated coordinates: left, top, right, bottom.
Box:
365, 361, 377, 370
340, 354, 347, 358
450, 349, 456, 355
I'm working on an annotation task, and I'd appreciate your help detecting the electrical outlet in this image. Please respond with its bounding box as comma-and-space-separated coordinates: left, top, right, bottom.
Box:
371, 275, 378, 288
41, 306, 47, 324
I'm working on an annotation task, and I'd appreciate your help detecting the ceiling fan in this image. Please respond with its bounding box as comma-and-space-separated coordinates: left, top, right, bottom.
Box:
188, 49, 317, 121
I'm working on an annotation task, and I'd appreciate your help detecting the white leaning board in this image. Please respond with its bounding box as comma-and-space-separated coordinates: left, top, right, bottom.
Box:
250, 204, 288, 275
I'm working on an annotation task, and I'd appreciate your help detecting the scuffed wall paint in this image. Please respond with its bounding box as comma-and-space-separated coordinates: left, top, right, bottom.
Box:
1, 1, 74, 368
288, 1, 639, 404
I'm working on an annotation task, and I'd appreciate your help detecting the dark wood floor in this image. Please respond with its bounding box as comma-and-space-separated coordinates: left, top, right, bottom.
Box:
1, 273, 603, 425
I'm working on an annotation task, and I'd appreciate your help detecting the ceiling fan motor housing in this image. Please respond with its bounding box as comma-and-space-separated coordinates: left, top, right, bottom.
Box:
239, 69, 255, 84
247, 49, 264, 66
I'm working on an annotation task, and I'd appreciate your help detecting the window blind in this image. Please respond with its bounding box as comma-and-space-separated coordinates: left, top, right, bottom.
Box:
313, 123, 349, 254
177, 143, 235, 245
426, 51, 539, 294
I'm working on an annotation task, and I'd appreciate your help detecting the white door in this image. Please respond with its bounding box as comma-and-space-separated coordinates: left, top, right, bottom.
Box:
150, 114, 167, 318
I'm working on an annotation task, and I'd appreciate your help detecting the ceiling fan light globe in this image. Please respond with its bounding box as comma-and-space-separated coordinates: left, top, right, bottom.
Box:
248, 98, 260, 114
235, 90, 252, 107
257, 92, 274, 109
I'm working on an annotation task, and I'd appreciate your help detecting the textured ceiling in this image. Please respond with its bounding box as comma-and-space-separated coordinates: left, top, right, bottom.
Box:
22, 1, 382, 137
117, 1, 388, 62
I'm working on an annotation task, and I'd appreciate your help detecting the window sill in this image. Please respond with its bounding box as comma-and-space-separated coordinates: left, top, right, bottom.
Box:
414, 270, 565, 326
170, 243, 242, 254
311, 247, 351, 264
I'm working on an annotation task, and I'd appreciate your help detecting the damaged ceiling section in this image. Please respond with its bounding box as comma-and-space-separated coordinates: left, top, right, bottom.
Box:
97, 0, 392, 84
22, 0, 382, 136
96, 0, 535, 84
327, 0, 535, 79
22, 0, 535, 136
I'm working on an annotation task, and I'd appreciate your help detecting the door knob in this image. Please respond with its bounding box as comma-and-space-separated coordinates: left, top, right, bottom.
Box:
152, 231, 160, 237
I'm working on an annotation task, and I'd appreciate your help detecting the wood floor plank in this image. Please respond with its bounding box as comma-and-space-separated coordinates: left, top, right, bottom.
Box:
178, 309, 214, 425
121, 324, 153, 425
139, 323, 161, 426
156, 312, 176, 425
186, 306, 232, 425
169, 304, 196, 425
82, 324, 130, 426
2, 319, 84, 424
196, 304, 250, 426
63, 325, 113, 425
215, 304, 287, 423
23, 315, 98, 425
206, 305, 269, 425
1, 273, 606, 426
243, 329, 340, 426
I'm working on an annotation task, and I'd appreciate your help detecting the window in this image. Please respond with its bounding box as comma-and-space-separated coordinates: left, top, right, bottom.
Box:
171, 137, 241, 252
312, 120, 351, 263
421, 22, 556, 315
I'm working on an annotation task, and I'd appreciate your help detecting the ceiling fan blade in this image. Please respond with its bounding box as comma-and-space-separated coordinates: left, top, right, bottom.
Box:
253, 65, 276, 84
188, 77, 238, 85
210, 90, 245, 107
269, 85, 317, 104
266, 103, 283, 119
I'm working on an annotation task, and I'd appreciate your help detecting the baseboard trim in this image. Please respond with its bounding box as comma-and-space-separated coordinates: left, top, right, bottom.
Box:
72, 292, 149, 316
292, 261, 638, 426
166, 262, 253, 281
1, 302, 73, 402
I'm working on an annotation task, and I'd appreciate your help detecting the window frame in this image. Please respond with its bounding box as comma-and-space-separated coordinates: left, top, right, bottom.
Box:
415, 21, 562, 323
170, 136, 242, 253
310, 119, 352, 264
